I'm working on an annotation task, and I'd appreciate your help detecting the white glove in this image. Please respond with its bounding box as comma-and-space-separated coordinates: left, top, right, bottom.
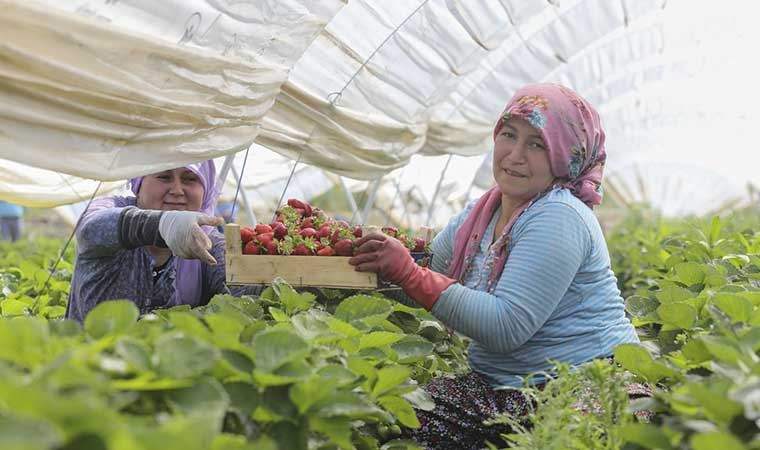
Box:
158, 211, 222, 265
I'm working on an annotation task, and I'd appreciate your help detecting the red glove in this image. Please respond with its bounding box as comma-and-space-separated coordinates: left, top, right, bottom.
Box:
349, 232, 456, 310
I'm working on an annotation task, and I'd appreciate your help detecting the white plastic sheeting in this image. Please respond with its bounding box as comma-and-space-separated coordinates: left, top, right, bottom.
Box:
261, 0, 664, 178
0, 0, 757, 219
0, 160, 125, 208
0, 0, 342, 180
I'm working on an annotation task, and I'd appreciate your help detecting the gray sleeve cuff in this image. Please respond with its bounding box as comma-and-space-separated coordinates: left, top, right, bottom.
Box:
118, 207, 168, 249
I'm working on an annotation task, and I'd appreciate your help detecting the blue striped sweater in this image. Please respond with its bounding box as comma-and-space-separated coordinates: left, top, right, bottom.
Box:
429, 187, 639, 388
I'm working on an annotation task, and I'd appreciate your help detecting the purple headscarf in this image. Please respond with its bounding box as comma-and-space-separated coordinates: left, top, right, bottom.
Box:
129, 160, 219, 307
449, 84, 607, 290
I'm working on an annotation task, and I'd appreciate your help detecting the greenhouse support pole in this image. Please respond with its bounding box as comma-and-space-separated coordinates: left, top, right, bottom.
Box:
426, 155, 453, 226
339, 176, 361, 222
216, 153, 236, 191
360, 178, 382, 225
230, 164, 257, 226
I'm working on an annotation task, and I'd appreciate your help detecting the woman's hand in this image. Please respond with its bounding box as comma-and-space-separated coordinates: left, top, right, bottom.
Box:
158, 211, 222, 265
349, 232, 416, 284
350, 231, 457, 310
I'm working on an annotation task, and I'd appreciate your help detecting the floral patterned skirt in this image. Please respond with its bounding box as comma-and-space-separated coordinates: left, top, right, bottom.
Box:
403, 370, 653, 450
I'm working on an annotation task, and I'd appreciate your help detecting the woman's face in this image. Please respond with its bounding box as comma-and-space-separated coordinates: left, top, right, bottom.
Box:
136, 168, 204, 212
492, 116, 554, 203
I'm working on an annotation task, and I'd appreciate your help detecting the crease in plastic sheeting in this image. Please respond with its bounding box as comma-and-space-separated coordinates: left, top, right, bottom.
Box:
0, 0, 287, 181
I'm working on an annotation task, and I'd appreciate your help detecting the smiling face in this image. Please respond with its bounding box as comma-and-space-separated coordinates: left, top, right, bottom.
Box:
136, 168, 204, 212
492, 116, 555, 205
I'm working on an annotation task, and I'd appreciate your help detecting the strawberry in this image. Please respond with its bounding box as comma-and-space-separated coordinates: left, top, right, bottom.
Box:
255, 223, 273, 234
299, 228, 317, 239
272, 222, 288, 239
353, 226, 363, 238
300, 218, 314, 229
287, 199, 312, 217
413, 238, 426, 253
243, 240, 260, 254
317, 246, 334, 256
257, 232, 275, 244
381, 227, 398, 238
293, 243, 312, 256
264, 240, 278, 255
317, 226, 332, 239
334, 239, 354, 256
336, 220, 350, 229
240, 227, 256, 243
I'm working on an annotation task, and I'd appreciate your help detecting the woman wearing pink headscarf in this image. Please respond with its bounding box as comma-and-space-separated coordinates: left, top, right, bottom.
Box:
350, 84, 646, 448
66, 160, 254, 322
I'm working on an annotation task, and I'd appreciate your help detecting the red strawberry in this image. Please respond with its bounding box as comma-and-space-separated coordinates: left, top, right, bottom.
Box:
381, 227, 398, 238
317, 226, 332, 239
287, 199, 312, 217
272, 222, 287, 239
300, 218, 314, 229
293, 243, 312, 256
299, 228, 317, 239
353, 226, 363, 238
240, 227, 255, 243
336, 220, 350, 229
264, 240, 278, 255
255, 223, 273, 234
413, 238, 426, 253
317, 246, 334, 256
334, 239, 354, 256
243, 240, 261, 254
257, 232, 275, 244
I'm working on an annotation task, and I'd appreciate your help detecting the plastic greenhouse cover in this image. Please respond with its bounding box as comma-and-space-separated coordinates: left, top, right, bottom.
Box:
0, 0, 757, 219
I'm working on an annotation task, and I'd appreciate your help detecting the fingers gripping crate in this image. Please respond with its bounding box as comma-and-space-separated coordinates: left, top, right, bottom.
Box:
224, 224, 435, 290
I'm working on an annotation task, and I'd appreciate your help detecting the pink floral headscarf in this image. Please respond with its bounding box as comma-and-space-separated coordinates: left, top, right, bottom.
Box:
448, 84, 607, 290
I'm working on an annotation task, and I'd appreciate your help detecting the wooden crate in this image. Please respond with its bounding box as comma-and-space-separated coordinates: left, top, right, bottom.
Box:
224, 224, 378, 289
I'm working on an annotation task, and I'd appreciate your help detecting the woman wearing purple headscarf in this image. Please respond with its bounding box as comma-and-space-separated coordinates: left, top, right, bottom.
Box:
349, 84, 647, 448
66, 160, 250, 322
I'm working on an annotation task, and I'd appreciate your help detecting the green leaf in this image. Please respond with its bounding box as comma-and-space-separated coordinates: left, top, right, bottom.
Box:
691, 431, 746, 450
289, 377, 333, 414
688, 384, 742, 424
252, 329, 309, 373
268, 307, 288, 322
0, 414, 63, 450
313, 391, 386, 419
155, 335, 220, 379
372, 366, 411, 399
378, 395, 420, 428
625, 295, 660, 318
392, 336, 435, 363
272, 280, 316, 315
310, 417, 354, 450
681, 339, 711, 364
326, 317, 361, 337
620, 423, 672, 449
402, 388, 435, 412
712, 293, 752, 323
359, 331, 404, 350
115, 337, 152, 372
221, 349, 254, 375
700, 336, 747, 365
222, 381, 260, 417
1, 299, 28, 316
166, 378, 230, 416
655, 286, 694, 304
168, 312, 212, 341
83, 300, 139, 338
674, 262, 706, 286
657, 302, 698, 329
614, 344, 676, 383
335, 295, 393, 322
212, 434, 275, 450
